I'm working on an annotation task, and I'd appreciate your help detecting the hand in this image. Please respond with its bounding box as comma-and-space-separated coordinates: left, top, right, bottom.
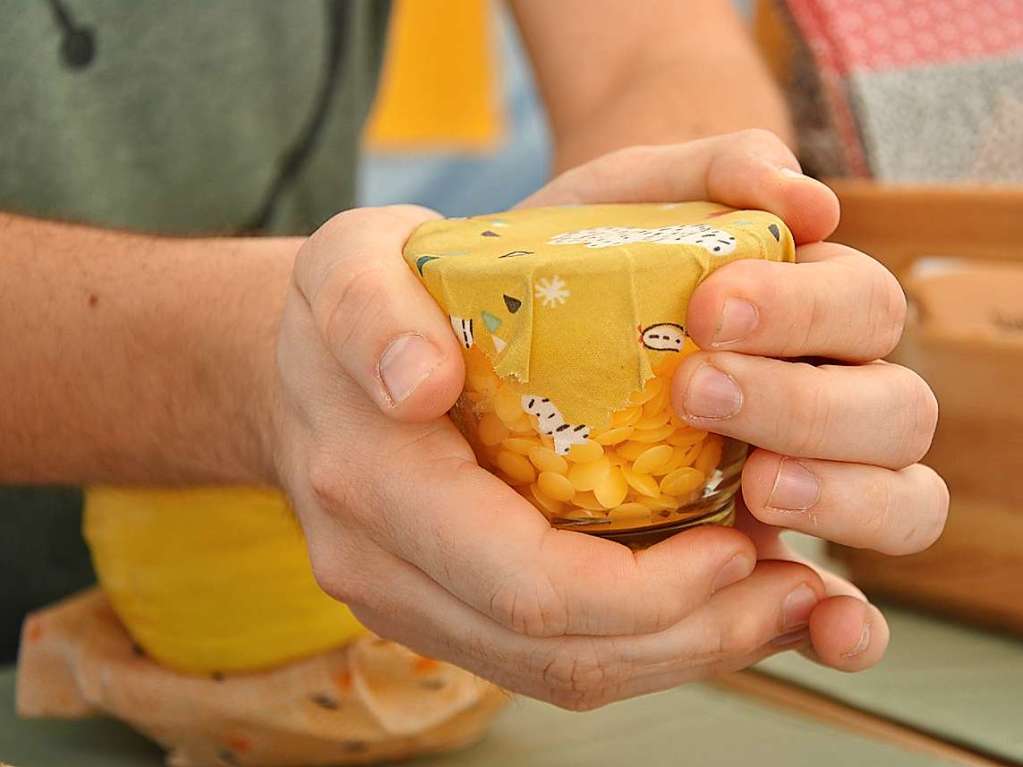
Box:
272, 130, 946, 709
527, 129, 949, 671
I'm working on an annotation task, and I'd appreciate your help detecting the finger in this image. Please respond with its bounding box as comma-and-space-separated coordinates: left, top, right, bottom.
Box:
359, 426, 758, 639
345, 550, 824, 709
610, 560, 825, 700
733, 510, 891, 671
294, 205, 465, 421
808, 596, 890, 672
686, 243, 907, 361
742, 452, 949, 555
672, 355, 939, 469
518, 130, 840, 244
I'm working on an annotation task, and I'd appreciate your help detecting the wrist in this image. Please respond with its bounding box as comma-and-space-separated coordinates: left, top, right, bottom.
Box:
216, 235, 302, 487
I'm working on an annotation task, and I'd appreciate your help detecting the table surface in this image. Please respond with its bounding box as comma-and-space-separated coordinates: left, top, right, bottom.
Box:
0, 667, 962, 767
759, 603, 1023, 764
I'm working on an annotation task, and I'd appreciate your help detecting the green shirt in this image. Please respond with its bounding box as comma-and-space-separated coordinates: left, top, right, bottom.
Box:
0, 0, 390, 660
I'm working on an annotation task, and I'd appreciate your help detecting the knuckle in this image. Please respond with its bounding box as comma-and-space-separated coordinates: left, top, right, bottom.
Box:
864, 474, 896, 550
713, 611, 765, 659
307, 541, 367, 605
898, 369, 939, 465
917, 467, 950, 550
732, 128, 789, 156
540, 643, 619, 711
869, 266, 908, 357
787, 365, 834, 457
488, 575, 569, 638
307, 450, 352, 511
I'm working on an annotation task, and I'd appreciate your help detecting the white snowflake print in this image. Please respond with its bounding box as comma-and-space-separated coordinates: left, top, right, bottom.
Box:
534, 275, 570, 307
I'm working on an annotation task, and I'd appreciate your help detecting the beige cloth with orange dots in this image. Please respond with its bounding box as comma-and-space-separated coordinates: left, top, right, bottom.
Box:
403, 202, 795, 433
16, 590, 507, 767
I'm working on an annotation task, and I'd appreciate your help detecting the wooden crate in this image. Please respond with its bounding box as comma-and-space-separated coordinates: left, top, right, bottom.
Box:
825, 181, 1023, 635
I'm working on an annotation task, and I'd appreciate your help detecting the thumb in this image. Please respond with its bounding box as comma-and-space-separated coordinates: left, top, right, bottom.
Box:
294, 205, 465, 421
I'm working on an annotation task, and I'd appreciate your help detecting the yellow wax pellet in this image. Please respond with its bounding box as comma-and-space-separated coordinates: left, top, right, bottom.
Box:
494, 388, 524, 425
478, 413, 510, 446
609, 503, 652, 524
655, 354, 683, 378
482, 441, 502, 461
611, 405, 643, 427
636, 494, 681, 512
668, 428, 707, 448
632, 444, 674, 474
634, 411, 670, 431
694, 435, 724, 476
567, 456, 611, 492
538, 471, 576, 503
652, 443, 697, 476
629, 376, 664, 405
660, 467, 707, 497
594, 466, 629, 509
529, 483, 563, 517
468, 370, 499, 399
506, 413, 535, 434
502, 437, 539, 455
630, 423, 676, 443
528, 446, 569, 475
593, 426, 634, 446
622, 465, 661, 497
642, 385, 669, 417
616, 441, 652, 461
572, 491, 606, 511
496, 450, 536, 485
567, 441, 604, 463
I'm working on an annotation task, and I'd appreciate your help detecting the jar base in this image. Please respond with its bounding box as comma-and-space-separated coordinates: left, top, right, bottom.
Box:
583, 501, 737, 550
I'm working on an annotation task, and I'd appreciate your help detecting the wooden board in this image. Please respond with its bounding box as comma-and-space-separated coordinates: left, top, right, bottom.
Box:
825, 180, 1023, 635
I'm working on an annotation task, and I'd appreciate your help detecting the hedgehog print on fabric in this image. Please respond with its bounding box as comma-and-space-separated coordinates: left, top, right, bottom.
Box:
549, 224, 737, 255
641, 323, 686, 352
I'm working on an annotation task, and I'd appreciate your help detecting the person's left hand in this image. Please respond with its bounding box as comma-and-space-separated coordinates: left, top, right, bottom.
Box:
523, 129, 949, 670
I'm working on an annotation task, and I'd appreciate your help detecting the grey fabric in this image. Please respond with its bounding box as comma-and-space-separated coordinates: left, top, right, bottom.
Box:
0, 0, 389, 235
849, 52, 1023, 182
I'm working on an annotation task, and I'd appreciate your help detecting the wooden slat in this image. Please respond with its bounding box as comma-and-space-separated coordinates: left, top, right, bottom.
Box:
714, 670, 1016, 767
825, 180, 1023, 276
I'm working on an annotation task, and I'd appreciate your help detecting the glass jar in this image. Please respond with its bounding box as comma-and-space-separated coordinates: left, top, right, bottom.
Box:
452, 344, 745, 548
404, 202, 793, 548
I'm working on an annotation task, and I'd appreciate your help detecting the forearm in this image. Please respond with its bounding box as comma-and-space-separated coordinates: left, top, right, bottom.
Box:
551, 52, 793, 173
512, 0, 793, 173
0, 213, 295, 485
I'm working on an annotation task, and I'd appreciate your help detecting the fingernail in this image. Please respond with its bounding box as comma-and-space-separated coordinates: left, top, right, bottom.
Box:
782, 584, 818, 632
779, 167, 807, 179
767, 460, 821, 511
843, 621, 871, 658
771, 628, 810, 647
712, 298, 759, 347
683, 364, 742, 420
712, 553, 754, 593
378, 333, 441, 405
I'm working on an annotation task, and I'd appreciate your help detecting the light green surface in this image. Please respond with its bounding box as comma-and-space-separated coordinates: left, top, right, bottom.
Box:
1, 668, 958, 767
758, 604, 1023, 763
